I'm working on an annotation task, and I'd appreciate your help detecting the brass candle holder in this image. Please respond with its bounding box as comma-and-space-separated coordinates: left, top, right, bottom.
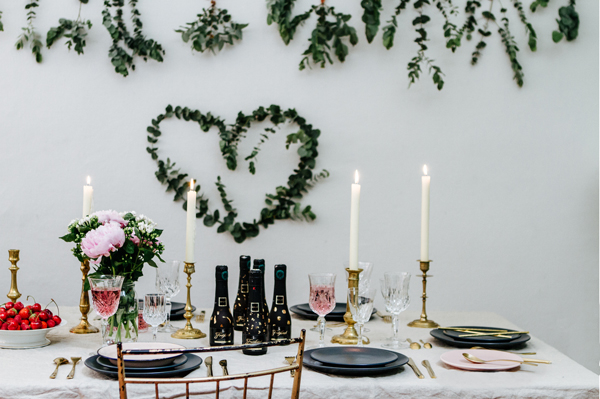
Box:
7, 250, 21, 303
172, 262, 206, 339
331, 268, 369, 345
70, 259, 99, 334
407, 260, 439, 328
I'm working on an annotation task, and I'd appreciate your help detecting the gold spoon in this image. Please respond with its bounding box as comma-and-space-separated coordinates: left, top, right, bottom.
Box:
470, 346, 536, 356
219, 359, 229, 376
285, 356, 297, 377
420, 339, 432, 349
462, 353, 537, 366
376, 311, 392, 323
66, 357, 81, 379
407, 338, 421, 350
49, 358, 70, 379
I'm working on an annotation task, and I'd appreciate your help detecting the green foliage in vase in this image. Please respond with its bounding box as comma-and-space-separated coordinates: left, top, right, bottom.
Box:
176, 1, 248, 54
266, 0, 312, 45
361, 0, 383, 43
102, 0, 165, 77
15, 0, 42, 63
47, 1, 92, 55
147, 104, 329, 243
299, 4, 358, 70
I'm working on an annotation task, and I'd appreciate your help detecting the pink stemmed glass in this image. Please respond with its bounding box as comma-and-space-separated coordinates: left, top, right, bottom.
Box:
89, 275, 124, 347
308, 273, 336, 348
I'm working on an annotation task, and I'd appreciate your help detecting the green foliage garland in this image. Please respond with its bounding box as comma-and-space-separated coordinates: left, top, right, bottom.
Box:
146, 104, 329, 243
267, 0, 358, 70
102, 0, 165, 77
15, 0, 43, 63
361, 0, 383, 43
530, 0, 579, 43
47, 1, 92, 55
176, 1, 248, 54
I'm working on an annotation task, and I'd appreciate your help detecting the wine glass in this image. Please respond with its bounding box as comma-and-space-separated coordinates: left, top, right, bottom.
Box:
348, 287, 376, 347
143, 294, 167, 342
156, 260, 181, 332
380, 272, 411, 349
89, 275, 124, 347
308, 273, 336, 348
344, 261, 374, 332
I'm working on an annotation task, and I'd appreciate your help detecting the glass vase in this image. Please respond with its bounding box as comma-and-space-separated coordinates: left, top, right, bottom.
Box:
106, 280, 139, 344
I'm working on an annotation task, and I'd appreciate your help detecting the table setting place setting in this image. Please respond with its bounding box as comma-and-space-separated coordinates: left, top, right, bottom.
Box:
0, 168, 577, 399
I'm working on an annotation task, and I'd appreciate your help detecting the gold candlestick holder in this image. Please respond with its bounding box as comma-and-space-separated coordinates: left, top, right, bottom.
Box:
172, 262, 206, 339
70, 259, 99, 334
407, 260, 439, 328
331, 268, 369, 345
7, 250, 21, 303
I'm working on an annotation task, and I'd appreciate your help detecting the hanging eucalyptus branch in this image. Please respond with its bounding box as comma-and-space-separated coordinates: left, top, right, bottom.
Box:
267, 0, 358, 70
177, 1, 248, 54
0, 11, 4, 32
47, 0, 92, 55
361, 0, 383, 43
146, 104, 329, 243
15, 0, 43, 63
102, 0, 165, 77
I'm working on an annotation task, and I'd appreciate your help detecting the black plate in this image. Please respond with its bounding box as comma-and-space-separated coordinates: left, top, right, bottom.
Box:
442, 326, 521, 342
96, 354, 188, 371
290, 305, 376, 322
85, 354, 202, 378
430, 328, 531, 349
310, 347, 398, 368
296, 302, 347, 315
303, 349, 408, 376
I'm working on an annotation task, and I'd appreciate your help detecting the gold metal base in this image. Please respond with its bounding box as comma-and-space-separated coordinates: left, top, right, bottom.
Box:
407, 260, 438, 328
171, 262, 206, 340
331, 268, 369, 345
70, 319, 99, 334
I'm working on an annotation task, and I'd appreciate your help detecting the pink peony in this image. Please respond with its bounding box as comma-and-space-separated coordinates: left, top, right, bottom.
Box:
130, 233, 140, 246
93, 210, 127, 227
81, 222, 126, 263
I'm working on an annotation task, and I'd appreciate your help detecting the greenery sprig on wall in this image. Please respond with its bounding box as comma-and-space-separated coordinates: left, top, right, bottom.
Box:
177, 0, 247, 54
530, 0, 578, 43
0, 11, 4, 32
47, 0, 92, 55
102, 0, 165, 77
15, 0, 43, 63
146, 104, 329, 243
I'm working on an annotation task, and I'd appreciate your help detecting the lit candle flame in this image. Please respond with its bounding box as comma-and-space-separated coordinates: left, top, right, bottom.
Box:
86, 176, 91, 185
423, 165, 428, 176
190, 179, 195, 190
354, 170, 359, 184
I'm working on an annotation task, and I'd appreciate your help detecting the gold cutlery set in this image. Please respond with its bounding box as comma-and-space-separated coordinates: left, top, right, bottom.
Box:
49, 357, 81, 379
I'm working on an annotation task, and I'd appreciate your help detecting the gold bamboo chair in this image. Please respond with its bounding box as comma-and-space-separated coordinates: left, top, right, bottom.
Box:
117, 329, 306, 399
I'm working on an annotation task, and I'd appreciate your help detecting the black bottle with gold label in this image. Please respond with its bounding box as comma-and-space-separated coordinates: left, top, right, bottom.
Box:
252, 258, 270, 341
209, 265, 234, 346
242, 269, 268, 355
233, 255, 251, 331
269, 264, 292, 341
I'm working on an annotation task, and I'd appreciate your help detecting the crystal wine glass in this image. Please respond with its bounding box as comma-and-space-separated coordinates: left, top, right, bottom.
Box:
348, 286, 376, 347
143, 294, 167, 342
308, 273, 336, 348
156, 260, 181, 333
89, 275, 124, 347
344, 261, 374, 332
380, 272, 411, 349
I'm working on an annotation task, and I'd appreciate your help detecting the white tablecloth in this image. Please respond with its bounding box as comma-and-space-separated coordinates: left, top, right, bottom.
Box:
1, 307, 597, 399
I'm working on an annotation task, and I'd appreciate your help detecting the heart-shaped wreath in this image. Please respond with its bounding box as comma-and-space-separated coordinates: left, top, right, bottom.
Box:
146, 104, 329, 243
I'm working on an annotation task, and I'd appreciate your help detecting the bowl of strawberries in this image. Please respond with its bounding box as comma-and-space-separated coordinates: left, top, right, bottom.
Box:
0, 298, 65, 349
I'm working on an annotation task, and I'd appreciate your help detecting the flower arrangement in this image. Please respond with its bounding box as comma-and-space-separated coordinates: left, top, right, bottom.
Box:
61, 210, 165, 342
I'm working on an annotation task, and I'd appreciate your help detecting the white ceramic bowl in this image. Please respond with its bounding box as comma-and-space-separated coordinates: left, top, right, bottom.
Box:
98, 342, 186, 368
0, 320, 67, 349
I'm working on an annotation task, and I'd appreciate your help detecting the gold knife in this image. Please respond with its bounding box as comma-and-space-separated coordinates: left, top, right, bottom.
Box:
421, 360, 436, 379
407, 358, 424, 379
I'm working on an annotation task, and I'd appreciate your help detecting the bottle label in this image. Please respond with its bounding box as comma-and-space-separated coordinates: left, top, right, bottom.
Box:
271, 330, 289, 339
212, 329, 233, 345
244, 337, 264, 351
218, 297, 227, 307
250, 302, 259, 313
275, 295, 285, 305
235, 315, 244, 325
241, 283, 248, 294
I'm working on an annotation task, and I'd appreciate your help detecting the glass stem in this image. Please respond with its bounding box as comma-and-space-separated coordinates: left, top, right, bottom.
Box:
392, 314, 399, 342
101, 318, 108, 346
357, 323, 364, 347
152, 325, 158, 342
165, 298, 172, 326
319, 316, 326, 346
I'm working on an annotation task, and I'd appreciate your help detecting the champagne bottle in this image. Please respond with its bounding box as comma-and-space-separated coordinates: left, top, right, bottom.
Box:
209, 265, 234, 346
242, 269, 268, 355
253, 259, 270, 341
233, 255, 251, 331
269, 264, 292, 341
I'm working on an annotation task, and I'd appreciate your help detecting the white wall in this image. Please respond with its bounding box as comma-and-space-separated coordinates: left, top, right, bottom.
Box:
0, 0, 597, 373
